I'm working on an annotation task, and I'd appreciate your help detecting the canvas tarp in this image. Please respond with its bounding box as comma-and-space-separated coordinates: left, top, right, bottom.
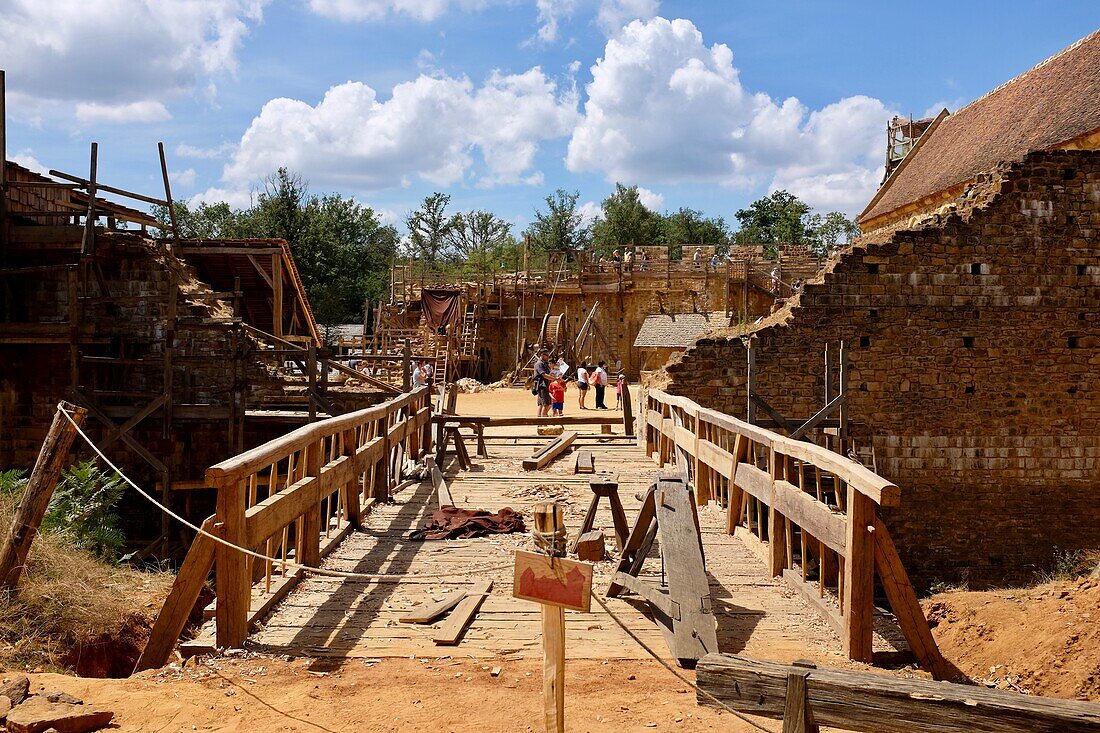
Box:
421, 288, 463, 331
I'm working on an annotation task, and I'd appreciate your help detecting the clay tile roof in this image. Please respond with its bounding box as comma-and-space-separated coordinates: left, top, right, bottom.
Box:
860, 28, 1100, 224
633, 312, 732, 349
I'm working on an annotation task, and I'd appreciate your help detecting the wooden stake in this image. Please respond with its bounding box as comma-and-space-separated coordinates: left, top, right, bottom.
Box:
0, 402, 87, 591
542, 604, 565, 733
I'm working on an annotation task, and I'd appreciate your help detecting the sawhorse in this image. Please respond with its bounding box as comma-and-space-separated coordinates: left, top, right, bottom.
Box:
570, 475, 629, 552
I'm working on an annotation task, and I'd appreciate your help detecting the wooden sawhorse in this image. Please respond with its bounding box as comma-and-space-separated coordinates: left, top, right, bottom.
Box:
570, 475, 629, 552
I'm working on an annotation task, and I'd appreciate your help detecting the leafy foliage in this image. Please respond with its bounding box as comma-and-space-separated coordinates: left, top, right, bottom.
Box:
659, 207, 731, 252
733, 190, 859, 258
0, 468, 27, 498
406, 192, 453, 267
156, 168, 399, 325
525, 189, 591, 252
42, 461, 127, 562
590, 184, 663, 254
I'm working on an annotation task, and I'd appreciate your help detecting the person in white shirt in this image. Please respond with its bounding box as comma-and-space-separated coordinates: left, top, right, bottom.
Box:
411, 360, 428, 389
423, 360, 434, 388
594, 360, 609, 409
576, 361, 590, 410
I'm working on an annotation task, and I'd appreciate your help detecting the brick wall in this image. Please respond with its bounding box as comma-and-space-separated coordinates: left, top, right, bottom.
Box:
663, 150, 1100, 589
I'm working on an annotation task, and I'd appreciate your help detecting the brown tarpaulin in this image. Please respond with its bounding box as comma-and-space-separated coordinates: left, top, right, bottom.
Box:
409, 506, 526, 540
421, 288, 463, 331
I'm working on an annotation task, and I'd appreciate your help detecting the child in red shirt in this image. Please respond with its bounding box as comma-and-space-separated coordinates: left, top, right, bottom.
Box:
549, 377, 566, 416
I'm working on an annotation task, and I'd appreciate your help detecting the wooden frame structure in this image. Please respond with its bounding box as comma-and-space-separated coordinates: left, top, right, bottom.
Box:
136, 386, 432, 670
640, 387, 951, 679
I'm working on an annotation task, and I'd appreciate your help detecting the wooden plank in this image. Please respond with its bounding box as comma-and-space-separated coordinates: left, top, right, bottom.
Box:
434, 579, 492, 645
772, 479, 846, 553
782, 668, 818, 733
134, 518, 217, 672
432, 463, 453, 508
543, 604, 566, 733
574, 450, 595, 474
399, 591, 467, 624
522, 431, 577, 471
697, 653, 1100, 733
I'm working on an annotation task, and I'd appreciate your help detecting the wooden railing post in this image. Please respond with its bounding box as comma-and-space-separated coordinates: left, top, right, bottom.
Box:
843, 484, 875, 662
372, 414, 389, 500
300, 441, 322, 568
214, 475, 249, 649
767, 449, 787, 577
342, 428, 362, 528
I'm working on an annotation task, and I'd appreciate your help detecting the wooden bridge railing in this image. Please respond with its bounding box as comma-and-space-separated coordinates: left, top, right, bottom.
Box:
641, 388, 952, 679
136, 386, 432, 671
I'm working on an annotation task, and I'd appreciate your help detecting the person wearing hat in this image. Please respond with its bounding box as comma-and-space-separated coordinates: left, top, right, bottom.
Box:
534, 348, 552, 417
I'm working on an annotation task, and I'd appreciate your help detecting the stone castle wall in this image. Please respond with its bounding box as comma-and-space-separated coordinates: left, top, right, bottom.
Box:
663, 150, 1100, 588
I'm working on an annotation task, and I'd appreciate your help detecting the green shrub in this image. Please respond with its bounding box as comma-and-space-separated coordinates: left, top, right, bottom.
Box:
0, 468, 27, 499
42, 461, 127, 562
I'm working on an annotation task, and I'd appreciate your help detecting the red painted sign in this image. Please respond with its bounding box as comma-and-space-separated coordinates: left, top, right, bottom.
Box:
513, 550, 593, 612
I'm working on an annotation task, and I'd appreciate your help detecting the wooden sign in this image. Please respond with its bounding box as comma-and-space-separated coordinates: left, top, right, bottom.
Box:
513, 549, 593, 613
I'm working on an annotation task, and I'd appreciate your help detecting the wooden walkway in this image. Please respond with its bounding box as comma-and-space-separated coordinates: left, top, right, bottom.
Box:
249, 420, 895, 665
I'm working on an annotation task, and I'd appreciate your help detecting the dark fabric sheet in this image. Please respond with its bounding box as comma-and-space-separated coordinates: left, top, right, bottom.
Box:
421, 288, 463, 331
409, 506, 526, 541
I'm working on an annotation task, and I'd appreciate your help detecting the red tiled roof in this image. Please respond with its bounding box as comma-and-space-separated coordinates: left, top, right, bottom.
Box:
860, 29, 1100, 224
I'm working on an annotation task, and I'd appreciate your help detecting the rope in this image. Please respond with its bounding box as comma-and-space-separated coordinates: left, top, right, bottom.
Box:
57, 406, 514, 581
593, 593, 776, 733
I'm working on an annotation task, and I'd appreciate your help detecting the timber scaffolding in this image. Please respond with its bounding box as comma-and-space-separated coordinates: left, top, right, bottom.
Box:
376, 243, 827, 383
0, 70, 402, 557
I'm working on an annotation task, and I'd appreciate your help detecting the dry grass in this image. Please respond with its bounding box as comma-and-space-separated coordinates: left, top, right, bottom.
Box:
0, 494, 173, 675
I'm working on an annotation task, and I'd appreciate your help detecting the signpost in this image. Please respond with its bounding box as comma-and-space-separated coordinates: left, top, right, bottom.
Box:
514, 502, 594, 733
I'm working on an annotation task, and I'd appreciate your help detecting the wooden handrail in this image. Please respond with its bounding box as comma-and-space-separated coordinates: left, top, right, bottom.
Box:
640, 387, 949, 679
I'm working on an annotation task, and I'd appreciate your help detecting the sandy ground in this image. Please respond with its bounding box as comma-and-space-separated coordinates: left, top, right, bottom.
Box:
17, 657, 781, 733
456, 386, 625, 420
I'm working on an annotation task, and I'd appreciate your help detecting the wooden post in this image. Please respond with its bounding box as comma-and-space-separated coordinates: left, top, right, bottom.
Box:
0, 402, 87, 590
214, 474, 249, 649
80, 142, 98, 256
533, 501, 566, 733
746, 335, 757, 424
300, 441, 322, 568
843, 484, 875, 662
342, 428, 362, 528
307, 344, 317, 421
271, 253, 284, 339
157, 142, 179, 242
621, 380, 634, 437
402, 338, 412, 392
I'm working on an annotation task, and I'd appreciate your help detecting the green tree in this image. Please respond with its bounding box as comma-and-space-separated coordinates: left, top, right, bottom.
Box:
405, 192, 453, 267
154, 168, 398, 325
732, 190, 812, 257
525, 189, 590, 252
43, 461, 127, 561
589, 183, 662, 254
806, 211, 860, 256
446, 210, 517, 272
659, 207, 731, 252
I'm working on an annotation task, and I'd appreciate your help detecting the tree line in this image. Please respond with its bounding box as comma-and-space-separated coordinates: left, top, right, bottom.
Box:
156, 168, 859, 325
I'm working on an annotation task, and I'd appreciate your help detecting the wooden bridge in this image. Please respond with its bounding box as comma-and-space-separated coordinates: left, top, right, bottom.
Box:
137, 384, 947, 678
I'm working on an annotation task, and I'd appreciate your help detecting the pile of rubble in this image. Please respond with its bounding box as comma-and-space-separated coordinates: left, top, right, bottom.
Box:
454, 378, 506, 393
0, 675, 112, 733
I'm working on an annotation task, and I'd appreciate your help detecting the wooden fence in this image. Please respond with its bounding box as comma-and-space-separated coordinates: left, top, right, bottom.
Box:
696, 654, 1100, 733
136, 386, 432, 671
640, 388, 952, 679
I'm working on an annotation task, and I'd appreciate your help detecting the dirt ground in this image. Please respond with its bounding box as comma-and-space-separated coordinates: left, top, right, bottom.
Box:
924, 574, 1100, 700
456, 386, 625, 420
16, 657, 779, 733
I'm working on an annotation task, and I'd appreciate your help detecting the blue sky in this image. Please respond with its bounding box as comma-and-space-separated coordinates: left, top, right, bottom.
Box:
2, 1, 1095, 232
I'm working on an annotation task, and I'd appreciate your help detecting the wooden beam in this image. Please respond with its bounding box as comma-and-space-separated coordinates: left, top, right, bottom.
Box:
134, 517, 217, 672
271, 252, 284, 339
843, 485, 875, 663
789, 394, 847, 441
697, 653, 1100, 733
399, 591, 467, 624
522, 431, 577, 471
157, 142, 178, 239
0, 402, 87, 590
79, 143, 98, 255
49, 168, 169, 208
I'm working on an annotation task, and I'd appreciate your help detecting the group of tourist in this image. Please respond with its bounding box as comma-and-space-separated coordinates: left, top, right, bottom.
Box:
410, 358, 435, 389
532, 351, 625, 417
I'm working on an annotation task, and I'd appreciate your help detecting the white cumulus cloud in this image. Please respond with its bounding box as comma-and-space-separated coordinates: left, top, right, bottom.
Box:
307, 0, 489, 22
596, 0, 660, 36
567, 17, 893, 213
75, 101, 171, 124
216, 68, 578, 195
636, 185, 664, 210
0, 0, 267, 121
533, 0, 578, 43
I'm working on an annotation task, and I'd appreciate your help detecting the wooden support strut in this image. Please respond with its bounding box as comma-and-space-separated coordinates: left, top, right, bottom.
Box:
0, 402, 88, 590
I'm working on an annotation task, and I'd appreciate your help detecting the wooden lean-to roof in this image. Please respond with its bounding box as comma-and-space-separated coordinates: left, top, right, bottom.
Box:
634, 312, 732, 349
860, 28, 1100, 228
174, 238, 321, 344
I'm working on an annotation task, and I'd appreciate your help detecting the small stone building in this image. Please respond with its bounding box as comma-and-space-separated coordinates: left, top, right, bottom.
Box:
633, 312, 732, 374
661, 30, 1100, 588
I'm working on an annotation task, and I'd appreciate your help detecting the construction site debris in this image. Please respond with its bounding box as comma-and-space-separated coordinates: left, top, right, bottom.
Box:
4, 695, 113, 733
